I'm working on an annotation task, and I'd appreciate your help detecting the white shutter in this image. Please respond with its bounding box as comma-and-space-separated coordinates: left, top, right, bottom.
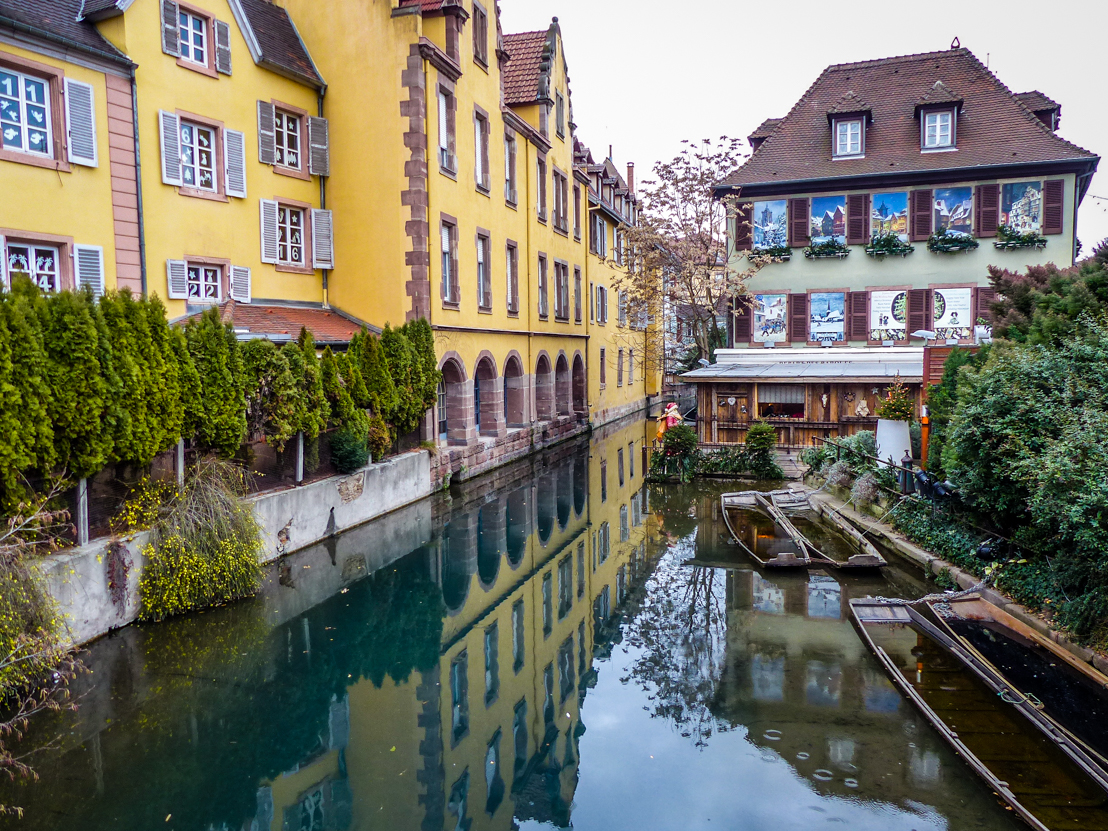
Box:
257, 101, 276, 165
73, 245, 105, 297
214, 20, 232, 75
259, 200, 279, 263
223, 128, 246, 198
166, 259, 188, 299
64, 78, 97, 167
230, 266, 251, 303
308, 116, 330, 177
311, 209, 334, 269
161, 0, 180, 56
159, 110, 182, 186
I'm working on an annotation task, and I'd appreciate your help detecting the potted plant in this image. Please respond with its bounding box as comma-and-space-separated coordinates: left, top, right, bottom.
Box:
803, 239, 850, 259
864, 232, 915, 258
752, 244, 792, 261
927, 230, 980, 254
874, 373, 913, 468
994, 224, 1047, 250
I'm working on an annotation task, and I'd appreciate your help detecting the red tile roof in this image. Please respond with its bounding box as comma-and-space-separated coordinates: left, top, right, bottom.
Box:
0, 0, 130, 64
180, 302, 369, 346
398, 0, 447, 10
502, 30, 549, 106
1015, 90, 1060, 113
237, 0, 323, 89
721, 48, 1097, 191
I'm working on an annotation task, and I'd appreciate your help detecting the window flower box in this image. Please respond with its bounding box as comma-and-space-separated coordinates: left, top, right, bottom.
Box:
994, 224, 1047, 250
752, 245, 792, 262
803, 240, 850, 259
927, 231, 979, 254
865, 232, 915, 258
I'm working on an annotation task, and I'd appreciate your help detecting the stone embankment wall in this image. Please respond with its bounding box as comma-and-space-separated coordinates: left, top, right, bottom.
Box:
35, 450, 432, 647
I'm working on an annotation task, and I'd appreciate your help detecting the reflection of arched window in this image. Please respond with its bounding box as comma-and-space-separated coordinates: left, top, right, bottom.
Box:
477, 505, 500, 587
556, 462, 572, 530
441, 523, 471, 612
485, 730, 505, 815
536, 474, 555, 544
505, 489, 527, 566
573, 453, 587, 517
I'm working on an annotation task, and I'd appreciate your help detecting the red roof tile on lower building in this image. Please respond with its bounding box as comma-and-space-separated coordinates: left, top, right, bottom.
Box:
180, 302, 370, 345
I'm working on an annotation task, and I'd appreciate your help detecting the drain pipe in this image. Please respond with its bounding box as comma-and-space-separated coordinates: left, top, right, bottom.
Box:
130, 66, 147, 295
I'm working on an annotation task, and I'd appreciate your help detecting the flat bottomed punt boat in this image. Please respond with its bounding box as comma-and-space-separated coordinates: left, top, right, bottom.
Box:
851, 598, 1108, 830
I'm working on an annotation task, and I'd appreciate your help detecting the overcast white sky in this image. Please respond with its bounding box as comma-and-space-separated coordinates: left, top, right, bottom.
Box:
499, 0, 1108, 255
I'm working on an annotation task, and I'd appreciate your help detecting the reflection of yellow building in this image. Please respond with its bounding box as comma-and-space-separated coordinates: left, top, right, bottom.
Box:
258, 416, 654, 830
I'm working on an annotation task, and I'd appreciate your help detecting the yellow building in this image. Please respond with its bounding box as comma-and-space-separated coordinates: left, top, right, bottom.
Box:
0, 1, 137, 295
90, 0, 357, 339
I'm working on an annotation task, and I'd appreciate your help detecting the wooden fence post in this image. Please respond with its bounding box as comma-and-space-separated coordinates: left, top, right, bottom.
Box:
77, 478, 89, 547
176, 438, 185, 488
296, 431, 305, 485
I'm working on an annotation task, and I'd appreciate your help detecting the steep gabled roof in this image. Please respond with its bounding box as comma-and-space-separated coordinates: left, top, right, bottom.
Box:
1015, 90, 1060, 113
748, 118, 782, 142
502, 29, 549, 106
720, 47, 1097, 191
229, 0, 323, 89
0, 0, 131, 65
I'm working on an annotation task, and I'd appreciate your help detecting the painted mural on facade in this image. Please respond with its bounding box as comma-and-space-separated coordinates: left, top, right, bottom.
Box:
933, 287, 973, 341
933, 187, 973, 235
810, 196, 846, 245
870, 192, 909, 241
809, 292, 845, 342
868, 290, 907, 342
752, 293, 787, 343
752, 200, 788, 250
1001, 181, 1043, 232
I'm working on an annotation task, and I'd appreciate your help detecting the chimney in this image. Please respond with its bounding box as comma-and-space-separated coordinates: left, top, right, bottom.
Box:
626, 162, 635, 194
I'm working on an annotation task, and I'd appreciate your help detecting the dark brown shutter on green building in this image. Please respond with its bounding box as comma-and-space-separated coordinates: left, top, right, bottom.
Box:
974, 184, 999, 237
848, 291, 868, 341
734, 202, 753, 251
910, 190, 932, 241
734, 303, 752, 341
907, 288, 930, 334
975, 287, 997, 322
1043, 179, 1065, 234
788, 293, 808, 342
788, 198, 809, 247
846, 193, 869, 245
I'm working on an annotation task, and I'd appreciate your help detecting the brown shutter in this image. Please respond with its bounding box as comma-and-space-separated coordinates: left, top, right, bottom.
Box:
1043, 179, 1065, 235
974, 184, 999, 237
788, 293, 808, 342
734, 302, 752, 342
848, 291, 868, 341
846, 193, 869, 245
975, 287, 997, 323
788, 198, 810, 247
910, 190, 933, 241
734, 202, 753, 251
907, 288, 930, 335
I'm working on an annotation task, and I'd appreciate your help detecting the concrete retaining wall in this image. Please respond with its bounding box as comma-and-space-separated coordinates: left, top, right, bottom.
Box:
34, 450, 433, 647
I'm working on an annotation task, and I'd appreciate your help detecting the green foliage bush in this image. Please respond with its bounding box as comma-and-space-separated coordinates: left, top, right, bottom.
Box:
330, 425, 370, 474
874, 375, 914, 421
185, 309, 247, 457
138, 459, 262, 621
653, 421, 784, 481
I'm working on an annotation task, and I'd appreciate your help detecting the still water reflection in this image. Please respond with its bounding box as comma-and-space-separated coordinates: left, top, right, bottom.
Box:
4, 417, 1023, 830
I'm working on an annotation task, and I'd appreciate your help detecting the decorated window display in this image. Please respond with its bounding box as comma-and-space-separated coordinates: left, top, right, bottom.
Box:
809, 292, 845, 343
869, 290, 907, 342
752, 293, 788, 343
933, 187, 973, 236
870, 192, 909, 242
810, 196, 846, 244
933, 287, 973, 341
1001, 181, 1043, 233
752, 200, 788, 251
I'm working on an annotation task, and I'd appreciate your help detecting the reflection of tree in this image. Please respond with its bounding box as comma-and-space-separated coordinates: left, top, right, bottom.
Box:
622, 535, 730, 748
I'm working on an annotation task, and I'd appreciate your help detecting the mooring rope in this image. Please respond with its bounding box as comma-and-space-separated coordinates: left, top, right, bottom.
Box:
871, 578, 993, 607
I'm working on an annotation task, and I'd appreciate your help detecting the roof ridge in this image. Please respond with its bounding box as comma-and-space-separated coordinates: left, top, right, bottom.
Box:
503, 29, 547, 39
826, 46, 969, 72
738, 65, 833, 174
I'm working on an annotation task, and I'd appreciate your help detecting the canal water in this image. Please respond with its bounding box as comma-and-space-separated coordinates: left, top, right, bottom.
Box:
2, 416, 1025, 830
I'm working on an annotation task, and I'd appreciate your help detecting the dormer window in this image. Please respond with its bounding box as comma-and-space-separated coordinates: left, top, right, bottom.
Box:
924, 110, 954, 148
834, 118, 863, 157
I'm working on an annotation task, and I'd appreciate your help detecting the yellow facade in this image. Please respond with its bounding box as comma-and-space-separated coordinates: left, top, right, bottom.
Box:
0, 33, 133, 294
98, 0, 327, 314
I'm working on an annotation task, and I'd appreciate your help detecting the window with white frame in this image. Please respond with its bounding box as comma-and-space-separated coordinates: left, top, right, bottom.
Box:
274, 110, 301, 169
186, 263, 221, 301
628, 349, 634, 383
477, 233, 491, 308
555, 92, 565, 138
0, 69, 51, 157
5, 242, 59, 291
537, 255, 548, 318
441, 222, 458, 303
835, 118, 862, 156
437, 88, 456, 172
474, 112, 489, 191
596, 285, 608, 324
554, 262, 569, 320
180, 121, 216, 191
924, 111, 953, 148
277, 205, 305, 266
178, 9, 209, 66
573, 267, 582, 323
617, 349, 624, 386
506, 242, 518, 313
504, 134, 517, 203
536, 158, 547, 220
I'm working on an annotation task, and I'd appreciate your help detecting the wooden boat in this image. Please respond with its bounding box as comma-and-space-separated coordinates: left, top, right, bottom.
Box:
851, 598, 1108, 830
720, 489, 886, 570
931, 595, 1108, 768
